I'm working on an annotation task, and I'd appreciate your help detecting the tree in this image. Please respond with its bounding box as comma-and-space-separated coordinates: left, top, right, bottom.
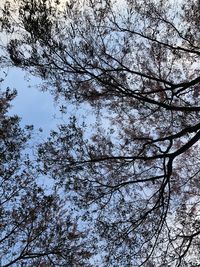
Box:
2, 0, 200, 265
0, 88, 92, 266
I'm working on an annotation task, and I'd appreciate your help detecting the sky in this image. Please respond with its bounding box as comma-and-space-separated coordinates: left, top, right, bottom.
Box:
2, 65, 97, 146
1, 66, 66, 189
3, 67, 61, 137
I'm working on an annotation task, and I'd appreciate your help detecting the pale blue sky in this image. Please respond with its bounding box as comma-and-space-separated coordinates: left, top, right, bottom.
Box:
2, 67, 64, 188
4, 67, 61, 136
2, 65, 98, 146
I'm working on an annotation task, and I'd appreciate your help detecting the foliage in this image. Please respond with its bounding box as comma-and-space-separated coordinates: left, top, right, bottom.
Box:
1, 0, 200, 266
0, 89, 92, 266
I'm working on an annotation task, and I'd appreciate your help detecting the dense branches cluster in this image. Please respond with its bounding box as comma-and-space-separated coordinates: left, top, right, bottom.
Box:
1, 0, 200, 266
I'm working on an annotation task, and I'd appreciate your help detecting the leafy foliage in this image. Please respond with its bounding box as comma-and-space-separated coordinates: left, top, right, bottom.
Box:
1, 0, 200, 266
0, 89, 92, 266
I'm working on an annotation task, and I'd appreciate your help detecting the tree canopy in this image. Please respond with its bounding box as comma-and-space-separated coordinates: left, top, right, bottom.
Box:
0, 89, 92, 266
1, 0, 200, 266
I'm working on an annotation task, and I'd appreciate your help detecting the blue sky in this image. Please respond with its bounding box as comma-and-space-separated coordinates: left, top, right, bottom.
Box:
4, 67, 61, 136
2, 67, 64, 188
3, 66, 97, 146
